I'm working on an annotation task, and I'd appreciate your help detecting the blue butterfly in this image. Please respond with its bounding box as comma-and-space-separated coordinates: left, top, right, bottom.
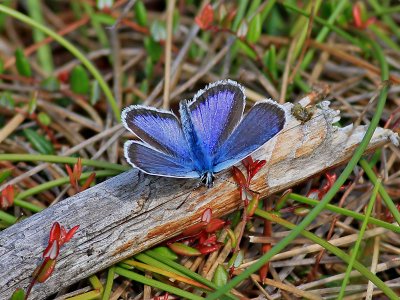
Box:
122, 80, 286, 187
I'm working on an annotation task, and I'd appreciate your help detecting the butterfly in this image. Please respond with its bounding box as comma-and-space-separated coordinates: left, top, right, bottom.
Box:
122, 80, 286, 187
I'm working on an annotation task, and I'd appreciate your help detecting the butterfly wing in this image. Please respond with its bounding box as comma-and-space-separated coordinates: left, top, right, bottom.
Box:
124, 141, 199, 178
122, 105, 192, 161
213, 100, 286, 172
187, 80, 245, 158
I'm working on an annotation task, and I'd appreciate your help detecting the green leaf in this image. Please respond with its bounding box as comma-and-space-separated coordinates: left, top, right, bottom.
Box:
150, 20, 166, 42
0, 168, 12, 184
144, 36, 162, 62
0, 58, 4, 74
263, 45, 277, 80
10, 288, 25, 300
168, 243, 201, 256
246, 0, 261, 18
247, 14, 261, 43
235, 39, 256, 59
144, 56, 154, 79
15, 48, 32, 77
151, 246, 178, 260
0, 0, 13, 30
28, 94, 37, 114
40, 76, 60, 92
134, 1, 147, 26
212, 265, 228, 287
90, 81, 101, 105
91, 13, 116, 26
233, 250, 244, 268
140, 80, 148, 96
70, 65, 90, 95
23, 128, 54, 154
0, 91, 15, 109
37, 112, 51, 126
0, 91, 14, 109
228, 250, 244, 269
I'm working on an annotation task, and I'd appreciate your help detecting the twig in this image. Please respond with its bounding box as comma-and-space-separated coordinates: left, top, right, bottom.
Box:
163, 0, 176, 109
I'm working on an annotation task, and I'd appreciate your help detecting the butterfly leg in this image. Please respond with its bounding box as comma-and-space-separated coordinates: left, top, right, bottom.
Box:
201, 172, 215, 188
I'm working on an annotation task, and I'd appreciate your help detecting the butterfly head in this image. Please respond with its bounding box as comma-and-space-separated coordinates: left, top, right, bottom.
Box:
201, 172, 215, 188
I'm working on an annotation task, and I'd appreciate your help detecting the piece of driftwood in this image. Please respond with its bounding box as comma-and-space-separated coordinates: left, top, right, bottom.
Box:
0, 98, 398, 300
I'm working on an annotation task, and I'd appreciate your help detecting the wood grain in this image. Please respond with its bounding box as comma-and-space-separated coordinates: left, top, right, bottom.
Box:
0, 100, 398, 299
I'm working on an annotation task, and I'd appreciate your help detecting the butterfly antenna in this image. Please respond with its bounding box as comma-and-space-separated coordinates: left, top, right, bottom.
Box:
220, 177, 238, 187
221, 177, 260, 194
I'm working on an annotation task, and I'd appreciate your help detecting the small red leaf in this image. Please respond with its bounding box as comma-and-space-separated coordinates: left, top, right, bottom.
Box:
352, 3, 363, 29
242, 156, 254, 169
205, 219, 226, 233
65, 225, 80, 243
36, 258, 57, 283
195, 4, 214, 30
197, 243, 222, 255
0, 185, 14, 209
57, 71, 69, 83
201, 208, 212, 223
200, 233, 217, 245
48, 222, 61, 244
81, 172, 96, 191
231, 166, 246, 187
43, 241, 59, 259
250, 160, 266, 178
181, 221, 208, 237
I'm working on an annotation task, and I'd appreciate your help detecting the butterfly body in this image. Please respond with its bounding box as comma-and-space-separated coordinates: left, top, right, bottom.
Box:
122, 80, 286, 187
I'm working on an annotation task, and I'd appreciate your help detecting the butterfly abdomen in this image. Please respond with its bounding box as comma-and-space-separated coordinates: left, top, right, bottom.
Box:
179, 100, 213, 175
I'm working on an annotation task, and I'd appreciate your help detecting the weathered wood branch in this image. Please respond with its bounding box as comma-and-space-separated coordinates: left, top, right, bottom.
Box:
0, 99, 398, 299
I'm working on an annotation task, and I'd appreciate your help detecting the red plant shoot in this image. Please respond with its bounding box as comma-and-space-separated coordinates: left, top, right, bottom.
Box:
352, 2, 376, 30
0, 185, 14, 210
167, 208, 226, 256
306, 172, 348, 200
232, 156, 266, 207
65, 158, 96, 193
195, 3, 214, 30
26, 222, 79, 299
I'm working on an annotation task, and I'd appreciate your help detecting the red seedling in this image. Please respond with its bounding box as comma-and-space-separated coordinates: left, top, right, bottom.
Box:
242, 156, 266, 185
65, 158, 96, 193
352, 2, 375, 30
57, 71, 69, 83
167, 208, 226, 256
0, 185, 14, 210
232, 156, 266, 207
195, 3, 214, 30
26, 222, 79, 299
230, 156, 266, 275
306, 173, 348, 200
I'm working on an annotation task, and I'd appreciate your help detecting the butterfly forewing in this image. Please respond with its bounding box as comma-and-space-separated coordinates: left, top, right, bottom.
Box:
122, 106, 192, 161
124, 141, 198, 178
213, 100, 286, 172
187, 80, 245, 158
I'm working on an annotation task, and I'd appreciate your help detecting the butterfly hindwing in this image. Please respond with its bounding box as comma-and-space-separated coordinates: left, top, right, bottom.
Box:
124, 141, 198, 178
213, 100, 286, 172
187, 80, 245, 158
122, 106, 192, 161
